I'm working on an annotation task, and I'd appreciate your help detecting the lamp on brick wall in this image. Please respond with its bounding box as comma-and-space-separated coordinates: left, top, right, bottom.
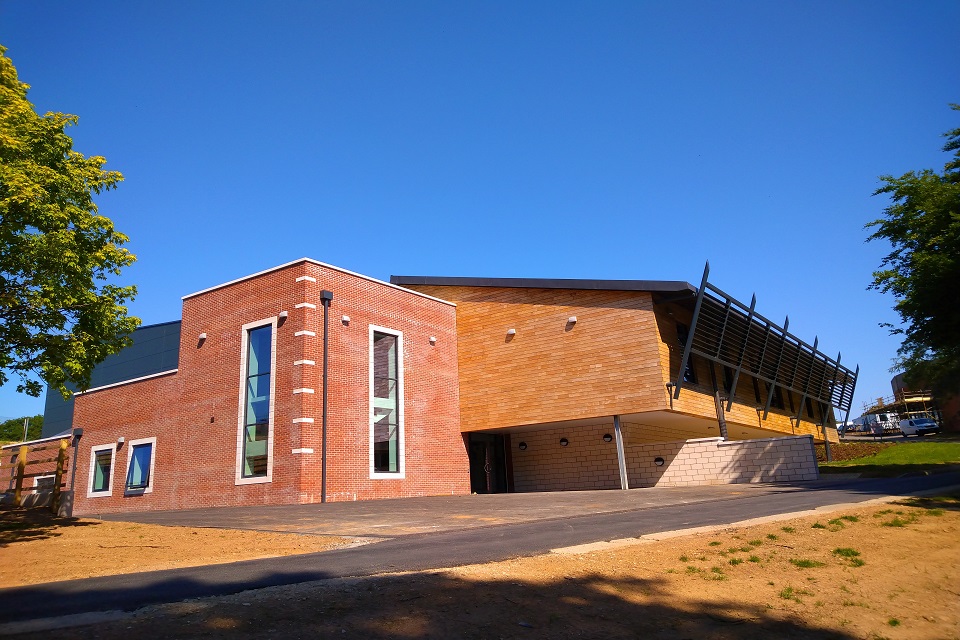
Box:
506, 328, 516, 336
559, 438, 569, 447
518, 442, 527, 451
603, 433, 613, 442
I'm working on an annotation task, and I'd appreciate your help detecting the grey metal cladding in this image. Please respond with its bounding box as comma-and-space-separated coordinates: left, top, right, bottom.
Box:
40, 321, 182, 438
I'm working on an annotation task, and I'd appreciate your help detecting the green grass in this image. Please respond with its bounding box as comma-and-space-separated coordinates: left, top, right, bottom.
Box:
708, 541, 721, 546
781, 526, 795, 533
820, 442, 960, 477
729, 557, 743, 566
811, 522, 826, 529
748, 555, 761, 563
790, 558, 826, 568
832, 548, 861, 558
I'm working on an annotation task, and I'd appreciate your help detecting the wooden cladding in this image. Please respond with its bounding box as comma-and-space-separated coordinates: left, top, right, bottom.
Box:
403, 286, 669, 432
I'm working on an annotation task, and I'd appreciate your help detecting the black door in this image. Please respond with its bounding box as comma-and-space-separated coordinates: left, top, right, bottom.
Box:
468, 433, 508, 493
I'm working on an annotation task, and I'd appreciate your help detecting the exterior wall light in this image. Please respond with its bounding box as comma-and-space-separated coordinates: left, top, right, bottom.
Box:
341, 315, 350, 325
279, 311, 289, 320
518, 442, 527, 450
197, 333, 207, 347
654, 457, 665, 466
603, 433, 613, 442
429, 336, 437, 345
567, 316, 577, 324
559, 438, 569, 447
117, 437, 125, 448
506, 328, 516, 336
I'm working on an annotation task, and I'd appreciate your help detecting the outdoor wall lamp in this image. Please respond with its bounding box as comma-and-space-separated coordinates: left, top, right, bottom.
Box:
567, 316, 577, 324
116, 436, 124, 448
654, 457, 665, 466
518, 442, 527, 451
429, 336, 437, 345
197, 333, 207, 347
603, 433, 613, 442
279, 311, 288, 320
342, 315, 350, 325
559, 438, 569, 447
506, 328, 516, 336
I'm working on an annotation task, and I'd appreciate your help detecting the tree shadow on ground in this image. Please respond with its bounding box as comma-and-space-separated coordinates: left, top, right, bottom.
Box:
893, 492, 960, 513
0, 506, 99, 547
11, 569, 860, 640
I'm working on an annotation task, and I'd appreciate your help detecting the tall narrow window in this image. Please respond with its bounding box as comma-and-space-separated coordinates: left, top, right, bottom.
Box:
88, 445, 115, 497
125, 437, 156, 493
242, 325, 272, 478
370, 327, 403, 477
236, 318, 277, 485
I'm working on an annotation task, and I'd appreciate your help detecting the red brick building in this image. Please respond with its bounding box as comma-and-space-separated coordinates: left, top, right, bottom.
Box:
34, 259, 857, 515
57, 259, 467, 515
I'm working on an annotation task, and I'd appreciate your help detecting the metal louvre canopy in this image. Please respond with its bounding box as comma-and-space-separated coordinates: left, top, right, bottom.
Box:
672, 263, 859, 425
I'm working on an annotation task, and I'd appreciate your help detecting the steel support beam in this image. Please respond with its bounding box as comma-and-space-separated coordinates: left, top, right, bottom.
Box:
673, 261, 710, 400
726, 293, 757, 412
613, 415, 629, 490
762, 316, 789, 419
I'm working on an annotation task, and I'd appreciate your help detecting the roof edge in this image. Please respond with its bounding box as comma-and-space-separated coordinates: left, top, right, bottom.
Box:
389, 275, 696, 294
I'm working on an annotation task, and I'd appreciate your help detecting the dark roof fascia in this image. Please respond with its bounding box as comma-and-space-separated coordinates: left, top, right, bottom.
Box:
389, 275, 696, 294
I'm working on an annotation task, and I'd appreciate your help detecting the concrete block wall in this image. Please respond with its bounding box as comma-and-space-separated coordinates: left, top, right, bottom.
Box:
511, 423, 622, 492
626, 435, 819, 488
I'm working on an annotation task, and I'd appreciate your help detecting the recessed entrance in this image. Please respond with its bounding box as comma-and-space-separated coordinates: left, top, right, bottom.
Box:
467, 433, 509, 494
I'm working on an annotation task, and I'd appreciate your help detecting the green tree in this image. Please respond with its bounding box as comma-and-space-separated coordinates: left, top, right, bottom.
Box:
867, 104, 960, 396
0, 414, 43, 442
0, 45, 140, 399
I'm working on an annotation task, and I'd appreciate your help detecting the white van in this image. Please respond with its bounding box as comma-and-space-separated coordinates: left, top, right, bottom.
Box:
899, 418, 940, 437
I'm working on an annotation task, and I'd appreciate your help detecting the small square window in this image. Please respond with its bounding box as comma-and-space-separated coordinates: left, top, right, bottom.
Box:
88, 445, 116, 498
124, 437, 156, 494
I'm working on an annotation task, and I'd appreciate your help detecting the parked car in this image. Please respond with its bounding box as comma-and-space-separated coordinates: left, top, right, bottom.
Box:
899, 418, 940, 437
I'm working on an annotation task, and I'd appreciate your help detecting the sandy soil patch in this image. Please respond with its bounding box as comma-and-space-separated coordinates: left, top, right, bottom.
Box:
3, 494, 958, 639
0, 510, 351, 588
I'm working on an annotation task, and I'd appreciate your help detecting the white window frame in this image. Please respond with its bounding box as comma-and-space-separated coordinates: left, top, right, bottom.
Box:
124, 436, 157, 494
369, 325, 405, 479
235, 316, 278, 485
87, 444, 117, 498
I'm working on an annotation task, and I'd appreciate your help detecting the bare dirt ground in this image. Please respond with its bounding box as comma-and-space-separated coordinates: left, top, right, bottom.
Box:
0, 509, 351, 588
2, 494, 959, 639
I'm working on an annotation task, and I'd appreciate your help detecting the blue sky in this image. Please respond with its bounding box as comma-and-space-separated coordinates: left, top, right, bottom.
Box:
1, 1, 958, 420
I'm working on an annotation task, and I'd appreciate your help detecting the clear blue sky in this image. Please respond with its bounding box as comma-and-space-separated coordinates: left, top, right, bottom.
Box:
1, 1, 957, 420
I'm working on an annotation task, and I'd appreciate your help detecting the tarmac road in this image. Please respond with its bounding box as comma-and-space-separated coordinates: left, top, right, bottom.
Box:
2, 471, 958, 626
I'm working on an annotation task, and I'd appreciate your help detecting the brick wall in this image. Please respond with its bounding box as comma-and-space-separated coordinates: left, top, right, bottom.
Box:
70, 260, 470, 515
511, 424, 622, 492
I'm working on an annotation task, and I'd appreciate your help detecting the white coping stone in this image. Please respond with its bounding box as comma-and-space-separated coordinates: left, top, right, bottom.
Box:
292, 448, 314, 454
293, 388, 315, 394
294, 330, 316, 337
295, 303, 317, 309
292, 418, 315, 424
293, 360, 316, 366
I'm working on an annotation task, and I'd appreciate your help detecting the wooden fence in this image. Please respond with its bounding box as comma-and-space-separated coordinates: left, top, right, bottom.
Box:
1, 436, 72, 513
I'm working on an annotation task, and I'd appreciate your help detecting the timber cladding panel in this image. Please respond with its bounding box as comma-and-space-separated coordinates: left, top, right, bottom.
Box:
404, 286, 669, 431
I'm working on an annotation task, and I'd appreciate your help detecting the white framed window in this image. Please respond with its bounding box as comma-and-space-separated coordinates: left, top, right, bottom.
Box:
87, 444, 117, 498
236, 317, 278, 485
369, 325, 404, 479
124, 436, 157, 494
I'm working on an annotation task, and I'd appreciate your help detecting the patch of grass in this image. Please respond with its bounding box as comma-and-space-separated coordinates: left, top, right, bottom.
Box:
747, 539, 763, 547
766, 533, 779, 540
839, 515, 859, 522
790, 558, 826, 569
928, 508, 945, 516
748, 555, 761, 563
850, 558, 866, 567
819, 442, 960, 477
708, 566, 727, 581
779, 586, 813, 603
708, 541, 721, 546
888, 618, 900, 627
727, 547, 740, 554
781, 526, 795, 533
832, 548, 861, 558
811, 522, 827, 529
739, 545, 753, 553
827, 518, 846, 529
882, 516, 914, 528
685, 566, 700, 574
729, 557, 743, 566
679, 555, 689, 562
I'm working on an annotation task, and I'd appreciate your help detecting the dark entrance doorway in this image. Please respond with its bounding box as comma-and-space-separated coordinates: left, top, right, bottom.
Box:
467, 433, 509, 493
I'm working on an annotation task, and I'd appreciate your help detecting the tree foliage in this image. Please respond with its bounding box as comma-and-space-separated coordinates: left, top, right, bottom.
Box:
0, 414, 43, 442
0, 45, 140, 399
867, 104, 960, 396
